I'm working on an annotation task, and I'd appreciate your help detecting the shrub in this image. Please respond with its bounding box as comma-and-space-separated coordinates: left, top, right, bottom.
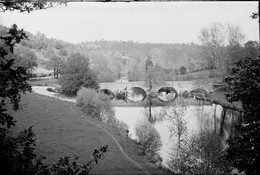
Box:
179, 66, 187, 75
168, 129, 231, 175
76, 88, 114, 121
135, 118, 162, 163
46, 87, 55, 92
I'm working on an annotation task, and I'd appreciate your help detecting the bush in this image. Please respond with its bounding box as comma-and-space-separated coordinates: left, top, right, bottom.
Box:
180, 66, 187, 75
135, 118, 162, 164
168, 129, 231, 175
46, 87, 55, 92
76, 87, 114, 121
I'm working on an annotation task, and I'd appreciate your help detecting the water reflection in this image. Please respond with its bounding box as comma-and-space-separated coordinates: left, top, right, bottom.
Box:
113, 103, 241, 166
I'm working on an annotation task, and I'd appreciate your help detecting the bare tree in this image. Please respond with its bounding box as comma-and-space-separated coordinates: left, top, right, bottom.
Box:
199, 23, 226, 70
199, 22, 246, 77
144, 64, 165, 121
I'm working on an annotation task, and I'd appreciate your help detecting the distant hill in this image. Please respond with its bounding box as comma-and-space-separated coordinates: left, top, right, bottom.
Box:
1, 24, 211, 82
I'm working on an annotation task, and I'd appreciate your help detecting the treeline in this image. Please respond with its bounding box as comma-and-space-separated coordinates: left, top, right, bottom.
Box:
0, 24, 204, 81
1, 23, 258, 82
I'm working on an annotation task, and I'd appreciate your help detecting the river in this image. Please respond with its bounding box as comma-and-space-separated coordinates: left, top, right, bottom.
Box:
113, 103, 241, 166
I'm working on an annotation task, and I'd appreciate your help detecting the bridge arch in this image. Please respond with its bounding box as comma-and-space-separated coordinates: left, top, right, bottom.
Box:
157, 87, 178, 102
126, 87, 146, 102
99, 89, 115, 99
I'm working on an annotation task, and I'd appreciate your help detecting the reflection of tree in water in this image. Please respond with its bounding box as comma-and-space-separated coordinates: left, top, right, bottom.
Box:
196, 103, 241, 139
220, 109, 241, 138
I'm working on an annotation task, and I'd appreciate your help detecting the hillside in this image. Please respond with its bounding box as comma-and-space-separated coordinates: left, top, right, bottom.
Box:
1, 24, 212, 81
7, 92, 169, 175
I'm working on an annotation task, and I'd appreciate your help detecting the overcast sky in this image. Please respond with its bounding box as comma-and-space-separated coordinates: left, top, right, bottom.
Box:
0, 2, 258, 44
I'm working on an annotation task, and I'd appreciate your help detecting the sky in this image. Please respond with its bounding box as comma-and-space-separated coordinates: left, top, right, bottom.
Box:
0, 1, 259, 44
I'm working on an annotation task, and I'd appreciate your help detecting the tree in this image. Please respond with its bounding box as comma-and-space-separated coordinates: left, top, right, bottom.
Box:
244, 40, 259, 58
145, 59, 153, 72
179, 66, 187, 75
199, 23, 226, 70
49, 54, 63, 78
168, 129, 230, 175
144, 63, 165, 121
225, 56, 260, 175
0, 2, 107, 173
0, 1, 66, 13
135, 118, 162, 164
59, 53, 99, 96
165, 100, 188, 173
14, 44, 38, 74
0, 24, 41, 175
109, 52, 124, 79
89, 51, 115, 83
198, 23, 246, 74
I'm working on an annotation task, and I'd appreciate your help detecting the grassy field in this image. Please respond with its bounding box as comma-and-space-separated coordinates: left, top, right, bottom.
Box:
7, 93, 169, 175
29, 77, 58, 86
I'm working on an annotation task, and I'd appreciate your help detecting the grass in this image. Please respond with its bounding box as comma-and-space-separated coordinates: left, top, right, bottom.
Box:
28, 77, 58, 86
7, 92, 169, 175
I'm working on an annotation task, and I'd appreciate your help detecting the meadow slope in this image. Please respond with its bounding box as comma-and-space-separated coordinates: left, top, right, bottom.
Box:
7, 93, 169, 175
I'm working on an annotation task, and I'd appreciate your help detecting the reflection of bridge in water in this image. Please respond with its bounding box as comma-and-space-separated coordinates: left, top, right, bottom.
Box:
100, 81, 214, 102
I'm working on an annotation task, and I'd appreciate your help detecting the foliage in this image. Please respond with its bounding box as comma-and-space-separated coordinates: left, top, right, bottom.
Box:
59, 53, 99, 96
0, 24, 41, 174
0, 24, 31, 115
14, 44, 38, 74
89, 51, 116, 83
179, 66, 187, 75
95, 67, 115, 83
168, 129, 231, 175
76, 87, 128, 134
199, 23, 245, 74
46, 87, 55, 92
37, 146, 108, 175
225, 56, 260, 175
145, 59, 153, 72
0, 1, 66, 13
0, 126, 46, 175
0, 24, 108, 175
250, 10, 259, 21
48, 54, 64, 78
135, 118, 162, 163
165, 103, 187, 148
144, 66, 165, 91
244, 40, 259, 58
76, 88, 114, 122
128, 68, 144, 82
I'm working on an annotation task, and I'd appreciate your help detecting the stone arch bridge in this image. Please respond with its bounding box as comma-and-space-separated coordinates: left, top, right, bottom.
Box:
100, 80, 214, 94
99, 80, 214, 102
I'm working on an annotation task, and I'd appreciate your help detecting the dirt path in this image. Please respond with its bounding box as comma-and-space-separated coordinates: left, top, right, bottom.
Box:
67, 104, 150, 175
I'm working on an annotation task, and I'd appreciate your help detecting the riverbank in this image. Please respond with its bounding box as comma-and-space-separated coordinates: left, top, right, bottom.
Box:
7, 92, 170, 175
29, 85, 241, 173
